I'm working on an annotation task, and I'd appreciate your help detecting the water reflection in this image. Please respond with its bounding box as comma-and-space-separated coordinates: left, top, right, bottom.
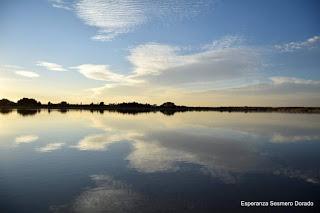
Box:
271, 133, 320, 143
17, 109, 40, 116
0, 108, 188, 116
0, 110, 319, 212
36, 143, 65, 153
72, 132, 140, 151
78, 112, 320, 184
0, 108, 13, 114
52, 175, 144, 213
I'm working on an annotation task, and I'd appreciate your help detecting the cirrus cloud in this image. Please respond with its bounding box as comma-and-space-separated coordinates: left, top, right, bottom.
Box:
270, 76, 320, 85
51, 0, 215, 41
15, 71, 39, 78
1, 64, 40, 79
49, 0, 72, 10
275, 35, 320, 52
74, 0, 146, 41
36, 61, 67, 71
72, 64, 125, 82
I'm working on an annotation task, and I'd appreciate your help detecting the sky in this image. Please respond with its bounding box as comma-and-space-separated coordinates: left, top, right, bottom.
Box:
0, 0, 319, 106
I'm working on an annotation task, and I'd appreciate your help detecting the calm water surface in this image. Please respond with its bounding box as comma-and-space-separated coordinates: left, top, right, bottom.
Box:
0, 110, 319, 212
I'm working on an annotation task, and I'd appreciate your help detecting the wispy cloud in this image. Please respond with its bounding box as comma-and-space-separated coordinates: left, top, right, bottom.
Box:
49, 0, 72, 10
275, 35, 320, 52
15, 71, 40, 78
51, 0, 214, 41
36, 61, 67, 71
72, 64, 126, 82
270, 76, 320, 85
36, 143, 65, 152
74, 0, 146, 41
202, 35, 244, 50
71, 64, 142, 94
1, 64, 40, 78
128, 43, 189, 76
15, 135, 39, 144
128, 38, 260, 86
76, 36, 261, 95
3, 64, 24, 69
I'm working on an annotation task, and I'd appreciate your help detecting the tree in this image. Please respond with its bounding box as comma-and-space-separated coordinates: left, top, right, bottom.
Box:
0, 99, 16, 107
160, 102, 176, 107
17, 98, 41, 107
60, 101, 68, 107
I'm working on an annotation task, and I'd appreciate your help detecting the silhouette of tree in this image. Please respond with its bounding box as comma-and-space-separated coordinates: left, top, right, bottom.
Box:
0, 98, 318, 114
161, 102, 176, 107
17, 98, 41, 107
0, 99, 16, 107
60, 101, 68, 107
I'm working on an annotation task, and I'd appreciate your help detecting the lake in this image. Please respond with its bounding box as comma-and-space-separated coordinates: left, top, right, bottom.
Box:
0, 110, 319, 212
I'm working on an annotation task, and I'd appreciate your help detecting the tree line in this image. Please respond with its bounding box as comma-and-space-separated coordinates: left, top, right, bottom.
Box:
1, 97, 319, 113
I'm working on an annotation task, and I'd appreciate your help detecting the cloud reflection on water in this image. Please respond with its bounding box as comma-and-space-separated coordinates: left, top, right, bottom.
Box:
71, 132, 140, 151
72, 112, 320, 184
2, 111, 320, 185
15, 135, 39, 144
1, 111, 320, 212
271, 133, 320, 143
52, 175, 144, 213
36, 143, 65, 152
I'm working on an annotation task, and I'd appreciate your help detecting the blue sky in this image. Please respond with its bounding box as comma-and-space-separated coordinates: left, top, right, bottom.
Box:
0, 0, 319, 106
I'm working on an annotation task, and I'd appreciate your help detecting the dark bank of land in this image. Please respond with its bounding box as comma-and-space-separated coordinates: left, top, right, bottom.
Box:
1, 98, 320, 115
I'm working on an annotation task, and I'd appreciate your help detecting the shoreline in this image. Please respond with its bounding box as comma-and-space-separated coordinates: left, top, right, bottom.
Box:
1, 106, 320, 114
1, 98, 320, 114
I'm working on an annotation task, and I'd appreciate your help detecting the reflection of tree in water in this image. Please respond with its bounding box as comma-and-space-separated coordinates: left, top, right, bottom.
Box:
106, 109, 178, 116
0, 108, 13, 115
17, 109, 40, 116
160, 110, 176, 116
58, 109, 68, 113
6, 108, 179, 116
107, 109, 156, 115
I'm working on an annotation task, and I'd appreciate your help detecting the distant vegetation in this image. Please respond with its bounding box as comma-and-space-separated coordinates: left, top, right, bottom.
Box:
0, 98, 320, 115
